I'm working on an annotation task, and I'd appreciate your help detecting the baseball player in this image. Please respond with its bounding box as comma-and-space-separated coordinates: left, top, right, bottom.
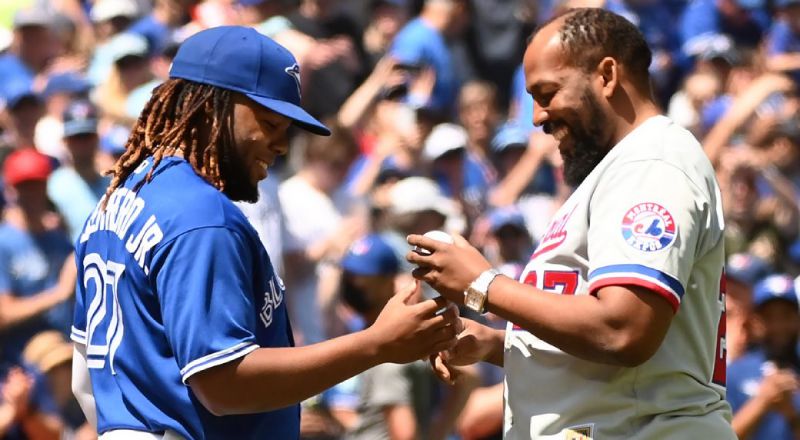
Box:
407, 9, 736, 439
69, 26, 458, 440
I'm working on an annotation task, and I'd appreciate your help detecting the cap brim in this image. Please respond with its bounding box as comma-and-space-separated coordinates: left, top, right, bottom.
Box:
246, 93, 331, 136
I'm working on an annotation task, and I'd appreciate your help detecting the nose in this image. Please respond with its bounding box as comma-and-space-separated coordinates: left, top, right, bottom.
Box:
273, 133, 289, 156
532, 102, 548, 128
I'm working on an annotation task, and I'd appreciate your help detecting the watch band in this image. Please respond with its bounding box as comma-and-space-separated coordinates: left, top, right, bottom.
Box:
466, 268, 501, 314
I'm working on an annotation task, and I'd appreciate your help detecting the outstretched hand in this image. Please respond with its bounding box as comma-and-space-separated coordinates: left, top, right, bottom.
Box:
369, 281, 461, 364
406, 234, 492, 304
430, 318, 498, 385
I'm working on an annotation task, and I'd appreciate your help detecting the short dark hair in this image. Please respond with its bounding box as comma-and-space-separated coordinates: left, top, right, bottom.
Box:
544, 8, 652, 88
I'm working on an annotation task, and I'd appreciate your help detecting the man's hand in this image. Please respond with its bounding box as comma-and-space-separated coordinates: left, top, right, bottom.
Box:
2, 368, 33, 419
406, 234, 492, 304
756, 368, 799, 413
430, 318, 502, 384
368, 281, 460, 364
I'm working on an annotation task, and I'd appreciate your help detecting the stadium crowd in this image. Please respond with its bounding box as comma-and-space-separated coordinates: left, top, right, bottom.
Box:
1, 0, 800, 438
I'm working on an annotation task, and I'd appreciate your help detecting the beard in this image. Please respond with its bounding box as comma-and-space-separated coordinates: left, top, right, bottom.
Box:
558, 89, 610, 187
219, 143, 259, 203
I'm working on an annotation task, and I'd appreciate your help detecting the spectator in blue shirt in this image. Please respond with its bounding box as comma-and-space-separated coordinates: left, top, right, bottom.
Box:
390, 0, 470, 115
605, 0, 682, 104
423, 123, 491, 228
680, 0, 770, 63
766, 0, 800, 86
47, 100, 110, 242
128, 0, 190, 56
0, 149, 75, 366
0, 364, 63, 440
728, 274, 800, 439
0, 8, 59, 104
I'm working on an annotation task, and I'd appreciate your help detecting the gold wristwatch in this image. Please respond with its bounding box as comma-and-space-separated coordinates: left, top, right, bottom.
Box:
464, 269, 501, 314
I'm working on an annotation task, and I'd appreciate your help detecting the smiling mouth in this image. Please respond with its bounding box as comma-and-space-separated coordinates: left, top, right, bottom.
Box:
256, 159, 271, 169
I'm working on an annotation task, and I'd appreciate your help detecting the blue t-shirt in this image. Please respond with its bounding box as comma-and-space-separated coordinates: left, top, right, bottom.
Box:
70, 157, 297, 439
47, 167, 111, 243
0, 363, 60, 440
680, 0, 770, 56
129, 14, 172, 55
390, 18, 459, 114
0, 224, 73, 364
432, 154, 493, 211
0, 53, 34, 102
727, 349, 800, 440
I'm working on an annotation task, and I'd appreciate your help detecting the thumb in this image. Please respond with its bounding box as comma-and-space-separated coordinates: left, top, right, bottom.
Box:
396, 280, 421, 305
451, 233, 470, 248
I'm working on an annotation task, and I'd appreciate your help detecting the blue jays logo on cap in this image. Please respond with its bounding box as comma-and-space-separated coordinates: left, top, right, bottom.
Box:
168, 26, 330, 136
349, 237, 372, 256
285, 64, 301, 97
621, 202, 677, 252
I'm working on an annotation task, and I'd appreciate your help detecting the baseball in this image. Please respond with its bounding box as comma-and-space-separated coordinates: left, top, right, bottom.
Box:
413, 230, 454, 256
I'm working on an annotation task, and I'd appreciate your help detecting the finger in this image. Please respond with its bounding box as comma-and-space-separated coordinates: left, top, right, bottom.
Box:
407, 234, 447, 254
451, 233, 470, 248
414, 295, 450, 316
407, 250, 436, 268
432, 354, 452, 384
396, 280, 421, 305
410, 266, 433, 281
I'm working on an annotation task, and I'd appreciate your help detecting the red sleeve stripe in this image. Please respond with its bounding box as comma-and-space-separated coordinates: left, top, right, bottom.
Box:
589, 277, 680, 313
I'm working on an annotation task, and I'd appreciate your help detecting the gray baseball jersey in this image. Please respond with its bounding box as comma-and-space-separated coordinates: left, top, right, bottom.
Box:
503, 116, 735, 439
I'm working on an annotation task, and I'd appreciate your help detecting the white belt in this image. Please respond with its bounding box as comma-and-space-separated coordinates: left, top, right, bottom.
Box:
99, 429, 184, 440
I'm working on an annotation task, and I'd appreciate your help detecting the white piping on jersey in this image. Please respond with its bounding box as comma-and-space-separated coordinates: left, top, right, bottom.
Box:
180, 342, 259, 383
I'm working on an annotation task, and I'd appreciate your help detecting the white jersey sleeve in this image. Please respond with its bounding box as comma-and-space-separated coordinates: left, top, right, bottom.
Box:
587, 159, 715, 312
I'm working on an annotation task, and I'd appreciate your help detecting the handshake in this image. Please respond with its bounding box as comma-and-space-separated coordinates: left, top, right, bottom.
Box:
354, 227, 501, 383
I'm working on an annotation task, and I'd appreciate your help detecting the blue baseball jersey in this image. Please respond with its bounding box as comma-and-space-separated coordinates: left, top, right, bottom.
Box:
70, 156, 297, 439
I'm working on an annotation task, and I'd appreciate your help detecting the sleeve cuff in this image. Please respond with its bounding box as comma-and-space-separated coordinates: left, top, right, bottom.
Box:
71, 326, 87, 345
588, 264, 684, 313
180, 342, 259, 384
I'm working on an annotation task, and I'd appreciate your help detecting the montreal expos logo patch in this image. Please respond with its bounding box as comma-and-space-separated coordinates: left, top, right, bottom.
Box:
621, 203, 677, 252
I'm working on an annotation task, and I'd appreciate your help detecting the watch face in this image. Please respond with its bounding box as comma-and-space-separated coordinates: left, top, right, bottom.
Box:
465, 288, 484, 311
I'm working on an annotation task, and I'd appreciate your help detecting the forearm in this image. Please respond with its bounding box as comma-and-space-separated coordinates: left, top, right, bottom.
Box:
731, 397, 770, 439
190, 330, 385, 415
0, 403, 16, 436
0, 290, 66, 331
385, 405, 416, 440
491, 147, 543, 207
487, 277, 645, 366
19, 412, 62, 440
766, 54, 800, 72
337, 79, 383, 130
351, 154, 385, 197
482, 326, 506, 367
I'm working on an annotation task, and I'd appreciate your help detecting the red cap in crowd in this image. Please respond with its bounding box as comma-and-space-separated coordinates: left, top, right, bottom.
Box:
3, 149, 52, 187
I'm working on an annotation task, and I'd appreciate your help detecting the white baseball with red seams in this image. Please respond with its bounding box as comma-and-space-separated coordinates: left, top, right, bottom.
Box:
413, 230, 454, 255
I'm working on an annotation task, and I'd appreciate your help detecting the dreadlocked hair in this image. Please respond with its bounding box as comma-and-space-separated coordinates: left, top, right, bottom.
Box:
100, 78, 235, 210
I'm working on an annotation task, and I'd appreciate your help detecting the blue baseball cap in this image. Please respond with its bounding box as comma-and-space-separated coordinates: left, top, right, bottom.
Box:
43, 72, 91, 99
169, 26, 330, 136
726, 253, 771, 286
487, 207, 527, 234
491, 121, 530, 153
101, 124, 131, 155
63, 99, 98, 137
341, 234, 399, 276
753, 274, 800, 309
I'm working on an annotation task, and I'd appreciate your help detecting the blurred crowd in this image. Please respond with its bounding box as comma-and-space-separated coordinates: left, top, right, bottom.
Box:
1, 0, 800, 439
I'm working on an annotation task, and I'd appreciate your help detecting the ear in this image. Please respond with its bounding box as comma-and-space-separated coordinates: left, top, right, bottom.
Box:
597, 57, 618, 99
